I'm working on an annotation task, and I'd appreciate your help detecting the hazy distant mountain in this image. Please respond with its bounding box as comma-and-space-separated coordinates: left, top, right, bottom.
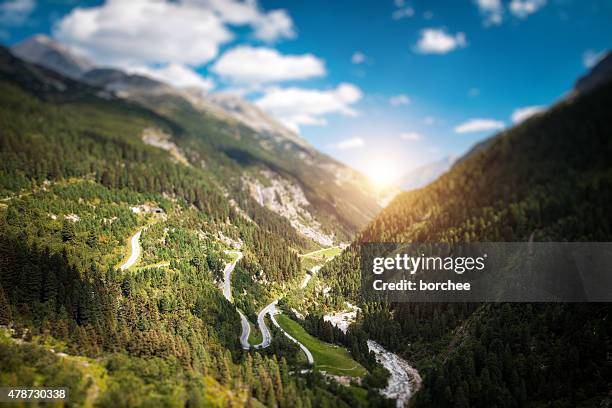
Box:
11, 34, 93, 79
83, 68, 165, 92
574, 50, 612, 95
398, 155, 456, 191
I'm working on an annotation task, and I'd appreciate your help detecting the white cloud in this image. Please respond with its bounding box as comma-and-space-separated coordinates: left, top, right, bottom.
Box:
255, 83, 363, 132
476, 0, 503, 25
400, 132, 423, 141
252, 9, 295, 42
351, 51, 367, 64
511, 105, 544, 123
128, 63, 215, 93
54, 0, 231, 66
509, 0, 546, 18
415, 28, 467, 54
390, 94, 411, 106
53, 0, 296, 68
454, 118, 505, 133
582, 49, 607, 69
329, 137, 365, 150
198, 0, 295, 41
392, 6, 414, 20
0, 0, 34, 25
211, 46, 325, 84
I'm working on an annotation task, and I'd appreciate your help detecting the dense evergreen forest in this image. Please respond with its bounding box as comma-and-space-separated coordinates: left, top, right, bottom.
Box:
314, 76, 612, 406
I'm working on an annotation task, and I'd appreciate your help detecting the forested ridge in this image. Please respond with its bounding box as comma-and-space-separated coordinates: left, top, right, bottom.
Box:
0, 47, 389, 407
315, 77, 612, 406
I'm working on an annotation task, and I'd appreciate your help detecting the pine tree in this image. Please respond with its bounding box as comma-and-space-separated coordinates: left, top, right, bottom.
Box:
0, 286, 12, 324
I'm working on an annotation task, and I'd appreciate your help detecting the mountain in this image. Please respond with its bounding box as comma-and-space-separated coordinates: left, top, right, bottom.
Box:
2, 34, 610, 407
7, 35, 382, 244
0, 44, 396, 406
315, 61, 612, 406
574, 50, 612, 95
209, 93, 310, 150
82, 67, 166, 91
120, 85, 380, 244
11, 34, 93, 79
398, 155, 456, 191
455, 50, 612, 169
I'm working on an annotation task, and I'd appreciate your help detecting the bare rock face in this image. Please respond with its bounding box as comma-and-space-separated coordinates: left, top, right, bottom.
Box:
243, 169, 335, 246
141, 128, 190, 166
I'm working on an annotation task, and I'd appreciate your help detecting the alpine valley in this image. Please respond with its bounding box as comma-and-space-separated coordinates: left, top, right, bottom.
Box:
0, 35, 610, 408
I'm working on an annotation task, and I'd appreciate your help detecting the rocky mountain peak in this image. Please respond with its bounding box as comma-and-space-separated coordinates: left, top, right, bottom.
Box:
11, 34, 93, 79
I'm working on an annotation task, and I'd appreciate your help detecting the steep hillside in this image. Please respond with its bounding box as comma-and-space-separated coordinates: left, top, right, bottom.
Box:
119, 86, 381, 245
9, 35, 382, 244
0, 46, 391, 407
315, 63, 612, 406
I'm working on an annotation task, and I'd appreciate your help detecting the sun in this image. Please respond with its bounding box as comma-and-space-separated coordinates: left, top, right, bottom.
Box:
366, 160, 397, 187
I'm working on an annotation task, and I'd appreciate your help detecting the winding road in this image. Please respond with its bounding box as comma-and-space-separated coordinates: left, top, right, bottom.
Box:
254, 300, 277, 349
120, 230, 142, 271
222, 251, 243, 302
220, 249, 314, 364
253, 299, 314, 365
238, 310, 251, 349
221, 251, 251, 350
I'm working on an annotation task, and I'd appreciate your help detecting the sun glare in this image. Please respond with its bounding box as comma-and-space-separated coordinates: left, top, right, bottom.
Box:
366, 160, 397, 187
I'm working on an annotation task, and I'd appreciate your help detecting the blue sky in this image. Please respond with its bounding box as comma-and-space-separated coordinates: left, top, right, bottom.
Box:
1, 0, 611, 180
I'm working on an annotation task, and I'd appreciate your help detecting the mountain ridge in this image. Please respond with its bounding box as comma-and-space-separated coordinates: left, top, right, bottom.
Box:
313, 56, 612, 407
7, 36, 382, 244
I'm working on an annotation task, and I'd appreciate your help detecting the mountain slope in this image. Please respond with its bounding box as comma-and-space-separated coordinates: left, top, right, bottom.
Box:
120, 80, 381, 244
574, 50, 612, 95
9, 34, 381, 245
83, 67, 166, 91
0, 46, 393, 406
316, 61, 612, 406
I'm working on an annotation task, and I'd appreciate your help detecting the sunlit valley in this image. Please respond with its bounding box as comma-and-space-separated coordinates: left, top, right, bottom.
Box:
1, 1, 611, 407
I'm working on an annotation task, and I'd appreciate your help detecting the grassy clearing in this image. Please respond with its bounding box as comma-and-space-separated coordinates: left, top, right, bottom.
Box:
300, 246, 342, 260
134, 261, 170, 271
275, 314, 366, 377
248, 323, 263, 346
225, 251, 241, 263
299, 246, 342, 271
